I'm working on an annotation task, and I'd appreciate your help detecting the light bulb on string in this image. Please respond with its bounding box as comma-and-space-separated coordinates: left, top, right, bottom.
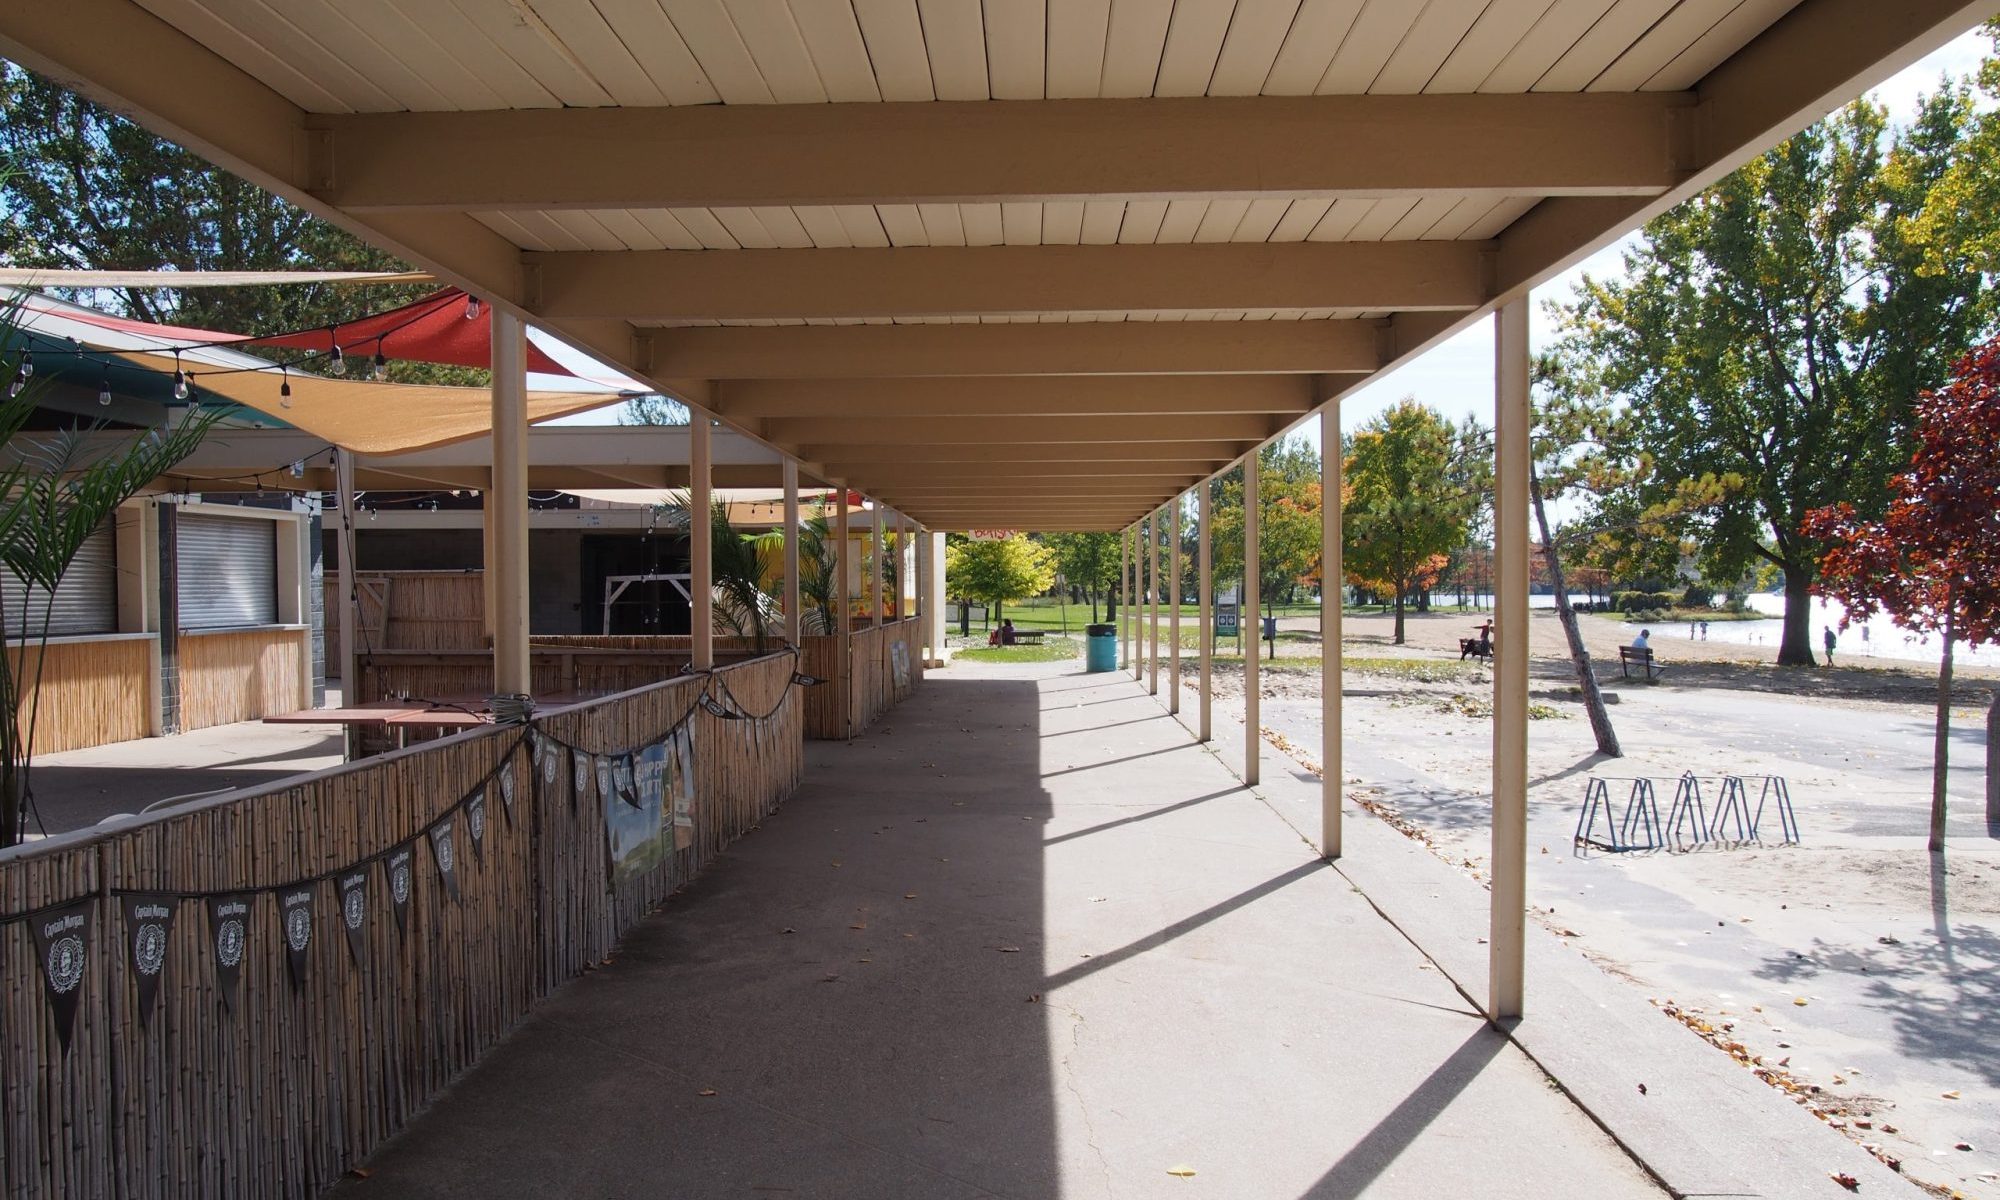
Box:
172, 351, 190, 401
465, 296, 483, 320
7, 368, 24, 399
279, 367, 293, 409
371, 348, 388, 381
97, 367, 112, 406
19, 351, 33, 380
328, 342, 346, 376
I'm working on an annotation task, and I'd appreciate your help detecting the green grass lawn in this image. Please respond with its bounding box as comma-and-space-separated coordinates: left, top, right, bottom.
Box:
955, 638, 1082, 663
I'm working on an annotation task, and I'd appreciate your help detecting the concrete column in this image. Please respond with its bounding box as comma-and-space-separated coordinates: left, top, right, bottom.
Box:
1198, 482, 1212, 743
1244, 454, 1261, 787
1147, 513, 1159, 695
334, 450, 360, 697
490, 311, 531, 697
690, 410, 713, 672
1169, 495, 1182, 715
929, 531, 946, 664
869, 502, 884, 629
1491, 297, 1531, 1021
1120, 527, 1131, 670
1322, 408, 1344, 860
836, 489, 852, 736
893, 513, 906, 621
783, 460, 801, 646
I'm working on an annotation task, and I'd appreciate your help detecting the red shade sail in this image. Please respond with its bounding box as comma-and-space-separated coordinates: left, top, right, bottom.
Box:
245, 289, 577, 376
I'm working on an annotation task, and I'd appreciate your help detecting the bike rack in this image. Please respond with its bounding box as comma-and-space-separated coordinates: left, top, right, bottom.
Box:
1577, 773, 1800, 856
1709, 775, 1754, 844
1664, 772, 1713, 849
1574, 777, 1663, 852
1741, 775, 1801, 844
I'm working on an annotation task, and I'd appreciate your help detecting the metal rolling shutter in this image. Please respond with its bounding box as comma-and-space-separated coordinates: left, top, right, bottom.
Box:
0, 521, 117, 637
177, 513, 277, 630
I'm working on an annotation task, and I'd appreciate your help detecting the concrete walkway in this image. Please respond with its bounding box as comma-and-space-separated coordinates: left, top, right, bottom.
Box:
340, 659, 1659, 1198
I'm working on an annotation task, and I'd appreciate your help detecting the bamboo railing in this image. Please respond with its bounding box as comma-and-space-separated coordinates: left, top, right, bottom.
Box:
0, 651, 802, 1200
179, 627, 308, 732
5, 636, 153, 754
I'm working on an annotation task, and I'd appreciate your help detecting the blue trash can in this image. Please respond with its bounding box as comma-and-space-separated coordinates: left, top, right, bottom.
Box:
1084, 623, 1118, 672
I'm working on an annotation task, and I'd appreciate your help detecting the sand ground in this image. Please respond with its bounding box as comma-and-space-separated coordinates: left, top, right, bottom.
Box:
1144, 608, 2000, 1200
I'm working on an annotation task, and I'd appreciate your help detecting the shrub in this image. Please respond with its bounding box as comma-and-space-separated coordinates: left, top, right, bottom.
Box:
1681, 583, 1715, 608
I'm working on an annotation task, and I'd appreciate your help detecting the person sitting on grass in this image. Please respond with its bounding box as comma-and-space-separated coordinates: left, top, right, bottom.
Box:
988, 619, 1016, 647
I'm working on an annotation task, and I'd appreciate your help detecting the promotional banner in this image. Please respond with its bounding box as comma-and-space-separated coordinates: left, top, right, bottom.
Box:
278, 885, 314, 991
384, 844, 415, 935
467, 790, 488, 866
429, 817, 461, 904
122, 894, 176, 1025
30, 901, 91, 1052
337, 869, 369, 966
208, 894, 252, 1015
890, 640, 911, 691
605, 740, 670, 885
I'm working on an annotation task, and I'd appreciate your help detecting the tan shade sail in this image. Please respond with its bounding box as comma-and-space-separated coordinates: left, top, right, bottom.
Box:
112, 348, 623, 455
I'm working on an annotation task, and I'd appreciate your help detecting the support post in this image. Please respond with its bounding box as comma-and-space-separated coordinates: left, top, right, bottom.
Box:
1323, 407, 1344, 860
334, 450, 360, 697
783, 459, 801, 646
1169, 494, 1182, 715
1123, 526, 1134, 673
1491, 298, 1531, 1021
1198, 481, 1212, 743
1244, 454, 1261, 787
490, 311, 530, 698
836, 489, 852, 736
1147, 512, 1160, 696
690, 409, 713, 672
870, 501, 884, 629
929, 530, 946, 664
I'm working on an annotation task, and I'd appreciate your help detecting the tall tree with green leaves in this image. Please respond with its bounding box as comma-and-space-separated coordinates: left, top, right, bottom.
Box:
944, 535, 1055, 628
1212, 436, 1323, 612
1557, 89, 1992, 666
1044, 531, 1120, 621
1344, 401, 1476, 645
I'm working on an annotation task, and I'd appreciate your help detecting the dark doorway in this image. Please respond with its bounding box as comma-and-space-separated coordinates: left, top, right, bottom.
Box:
581, 532, 690, 635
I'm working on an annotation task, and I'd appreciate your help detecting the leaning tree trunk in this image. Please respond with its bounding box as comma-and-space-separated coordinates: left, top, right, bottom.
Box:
1777, 568, 1817, 666
1530, 468, 1620, 758
1931, 609, 1955, 853
1986, 687, 1999, 826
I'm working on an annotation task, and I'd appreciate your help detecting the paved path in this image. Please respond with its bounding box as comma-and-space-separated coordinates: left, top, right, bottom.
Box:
340, 660, 1659, 1199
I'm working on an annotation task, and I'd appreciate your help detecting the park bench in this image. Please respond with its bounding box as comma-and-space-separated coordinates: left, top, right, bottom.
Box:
1619, 646, 1663, 680
1011, 629, 1046, 645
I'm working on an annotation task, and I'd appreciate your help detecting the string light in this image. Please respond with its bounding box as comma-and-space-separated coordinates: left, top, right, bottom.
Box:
279, 367, 293, 408
172, 351, 190, 401
464, 296, 482, 320
289, 460, 305, 479
372, 347, 388, 381
7, 367, 24, 399
97, 368, 112, 406
328, 342, 346, 376
20, 351, 32, 380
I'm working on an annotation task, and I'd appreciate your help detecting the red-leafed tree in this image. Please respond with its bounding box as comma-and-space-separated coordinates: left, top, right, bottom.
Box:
1803, 340, 2000, 852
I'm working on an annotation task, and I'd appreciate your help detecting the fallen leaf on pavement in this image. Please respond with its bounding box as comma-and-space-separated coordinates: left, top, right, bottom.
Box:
699, 1088, 718, 1097
1167, 1166, 1197, 1178
1829, 1172, 1858, 1192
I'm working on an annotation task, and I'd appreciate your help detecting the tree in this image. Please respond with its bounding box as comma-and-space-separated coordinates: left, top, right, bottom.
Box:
1343, 401, 1475, 644
945, 535, 1055, 628
1212, 437, 1324, 614
0, 64, 464, 380
1559, 90, 1992, 665
1044, 531, 1120, 621
1803, 340, 2000, 851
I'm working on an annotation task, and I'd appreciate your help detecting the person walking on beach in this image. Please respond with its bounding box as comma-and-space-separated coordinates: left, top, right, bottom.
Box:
1700, 620, 1709, 640
1822, 625, 1837, 666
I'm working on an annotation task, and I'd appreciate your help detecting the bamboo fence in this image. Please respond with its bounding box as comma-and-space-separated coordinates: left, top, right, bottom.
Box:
325, 572, 486, 663
178, 629, 308, 732
0, 650, 801, 1200
4, 638, 153, 755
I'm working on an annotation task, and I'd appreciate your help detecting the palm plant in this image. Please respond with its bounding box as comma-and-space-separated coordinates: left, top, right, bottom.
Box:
0, 317, 223, 844
661, 490, 782, 649
792, 504, 840, 635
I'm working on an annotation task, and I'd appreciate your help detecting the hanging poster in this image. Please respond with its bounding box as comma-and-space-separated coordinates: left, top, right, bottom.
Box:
613, 754, 638, 806
278, 885, 314, 991
30, 901, 91, 1052
122, 894, 176, 1025
605, 740, 670, 884
208, 893, 252, 1015
429, 817, 462, 904
337, 869, 369, 966
670, 724, 697, 849
467, 789, 488, 866
384, 844, 415, 935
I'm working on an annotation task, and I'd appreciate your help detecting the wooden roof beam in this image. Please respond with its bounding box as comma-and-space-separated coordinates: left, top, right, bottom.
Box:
528, 242, 1489, 323
714, 375, 1314, 421
763, 414, 1276, 446
307, 93, 1691, 213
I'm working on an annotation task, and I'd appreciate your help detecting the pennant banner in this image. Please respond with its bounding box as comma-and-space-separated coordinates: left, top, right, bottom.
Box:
30, 901, 91, 1052
337, 869, 369, 966
208, 894, 252, 1015
614, 755, 639, 809
278, 885, 314, 991
595, 755, 614, 811
498, 761, 516, 816
122, 894, 176, 1026
671, 725, 697, 849
573, 751, 591, 811
384, 845, 415, 936
467, 790, 487, 866
792, 672, 824, 687
429, 818, 461, 905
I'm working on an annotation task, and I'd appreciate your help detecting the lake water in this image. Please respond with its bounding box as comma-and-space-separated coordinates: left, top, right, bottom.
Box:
1624, 593, 1999, 669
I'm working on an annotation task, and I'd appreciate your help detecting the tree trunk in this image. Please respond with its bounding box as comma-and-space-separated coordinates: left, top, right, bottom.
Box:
1931, 610, 1954, 853
1530, 467, 1621, 758
1777, 568, 1817, 666
1987, 688, 1998, 826
1392, 587, 1407, 645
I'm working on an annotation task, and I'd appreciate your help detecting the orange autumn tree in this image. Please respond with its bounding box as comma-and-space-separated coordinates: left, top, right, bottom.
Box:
1803, 340, 2000, 851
